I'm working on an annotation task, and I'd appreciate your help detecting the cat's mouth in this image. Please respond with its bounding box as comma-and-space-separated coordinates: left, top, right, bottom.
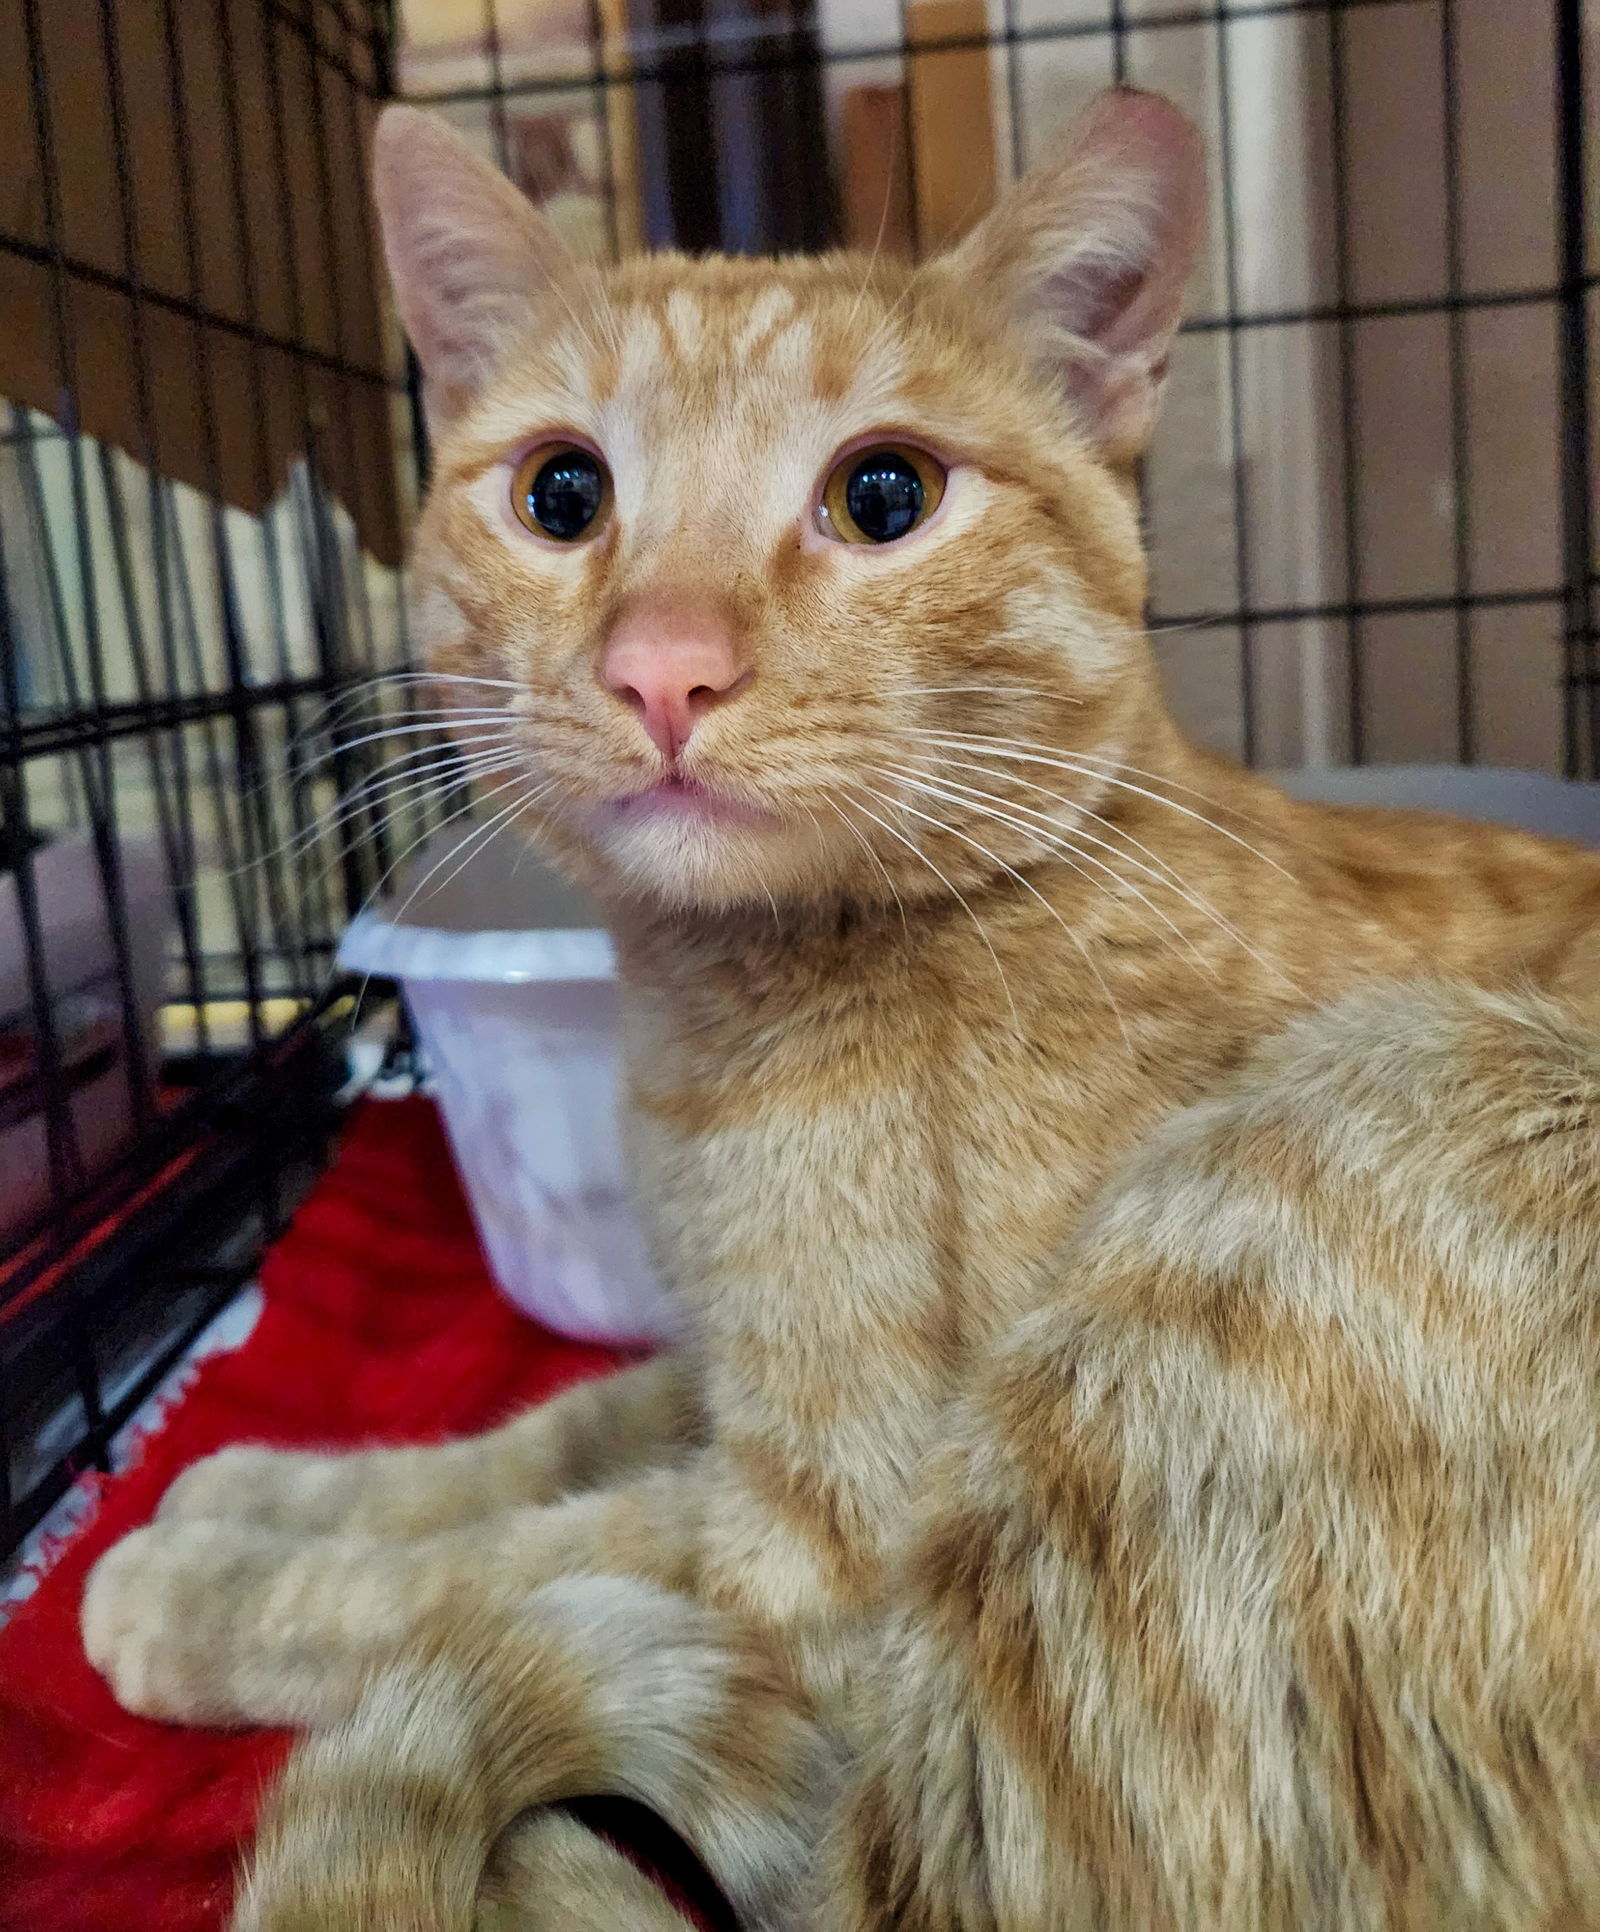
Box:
604, 774, 782, 832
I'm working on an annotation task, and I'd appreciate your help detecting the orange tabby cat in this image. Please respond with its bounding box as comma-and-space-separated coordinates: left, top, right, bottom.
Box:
82, 91, 1600, 1930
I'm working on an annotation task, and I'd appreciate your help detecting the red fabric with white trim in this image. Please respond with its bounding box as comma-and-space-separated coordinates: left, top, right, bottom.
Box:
0, 1097, 711, 1930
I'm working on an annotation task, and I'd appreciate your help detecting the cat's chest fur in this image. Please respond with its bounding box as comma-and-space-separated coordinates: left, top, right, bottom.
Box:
616, 903, 1286, 1501
622, 880, 1315, 1201
602, 896, 1300, 1681
620, 903, 1190, 1315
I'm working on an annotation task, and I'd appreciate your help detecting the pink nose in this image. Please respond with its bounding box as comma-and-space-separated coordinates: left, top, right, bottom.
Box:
600, 602, 745, 762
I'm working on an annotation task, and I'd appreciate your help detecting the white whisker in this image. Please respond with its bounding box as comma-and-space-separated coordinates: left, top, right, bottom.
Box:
302, 670, 525, 734
376, 670, 525, 691
860, 782, 1134, 1053
350, 776, 555, 1027
880, 758, 1275, 967
845, 91, 902, 337
243, 708, 510, 817
930, 729, 1293, 847
915, 752, 1190, 891
310, 768, 531, 1038
298, 712, 513, 764
292, 751, 530, 885
375, 773, 558, 951
898, 741, 1305, 995
994, 774, 1277, 965
875, 763, 1215, 982
277, 732, 524, 847
264, 754, 529, 899
839, 786, 1021, 1037
326, 787, 486, 960
819, 793, 909, 940
911, 750, 1276, 963
307, 733, 517, 790
893, 685, 1084, 707
1017, 740, 1289, 839
910, 732, 1297, 880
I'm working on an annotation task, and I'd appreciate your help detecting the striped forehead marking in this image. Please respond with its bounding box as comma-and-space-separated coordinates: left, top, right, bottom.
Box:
664, 289, 704, 358
733, 285, 797, 359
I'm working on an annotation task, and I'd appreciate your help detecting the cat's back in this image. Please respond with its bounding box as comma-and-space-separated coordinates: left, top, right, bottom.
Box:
1246, 766, 1600, 992
859, 980, 1600, 1930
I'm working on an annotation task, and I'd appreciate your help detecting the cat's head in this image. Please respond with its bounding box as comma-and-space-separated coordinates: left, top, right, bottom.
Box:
373, 91, 1204, 913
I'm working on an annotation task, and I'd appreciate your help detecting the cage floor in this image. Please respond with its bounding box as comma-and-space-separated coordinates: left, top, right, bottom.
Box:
0, 1096, 720, 1931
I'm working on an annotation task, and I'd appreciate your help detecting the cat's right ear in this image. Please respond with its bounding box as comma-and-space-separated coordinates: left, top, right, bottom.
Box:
372, 105, 564, 424
941, 88, 1206, 466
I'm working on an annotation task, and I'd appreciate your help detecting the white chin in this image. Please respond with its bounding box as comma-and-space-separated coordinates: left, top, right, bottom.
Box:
599, 815, 798, 908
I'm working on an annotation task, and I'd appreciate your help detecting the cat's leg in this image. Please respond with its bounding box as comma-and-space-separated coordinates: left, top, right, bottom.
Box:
82, 1463, 704, 1727
476, 1810, 694, 1932
230, 1575, 838, 1932
157, 1353, 700, 1538
820, 980, 1600, 1931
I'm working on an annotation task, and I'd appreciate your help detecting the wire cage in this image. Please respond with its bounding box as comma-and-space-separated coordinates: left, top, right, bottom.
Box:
0, 0, 418, 1568
1, 0, 1595, 1570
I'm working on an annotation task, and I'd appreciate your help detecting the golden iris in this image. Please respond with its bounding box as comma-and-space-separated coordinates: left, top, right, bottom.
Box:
512, 445, 609, 541
820, 444, 946, 544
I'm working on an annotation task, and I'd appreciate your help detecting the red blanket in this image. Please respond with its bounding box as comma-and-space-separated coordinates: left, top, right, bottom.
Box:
0, 1097, 714, 1930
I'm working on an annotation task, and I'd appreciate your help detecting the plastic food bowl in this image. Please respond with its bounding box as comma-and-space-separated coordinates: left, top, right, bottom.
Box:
338, 828, 666, 1345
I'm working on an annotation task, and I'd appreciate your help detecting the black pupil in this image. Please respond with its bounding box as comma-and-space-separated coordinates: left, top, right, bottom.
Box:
845, 452, 924, 543
529, 450, 603, 539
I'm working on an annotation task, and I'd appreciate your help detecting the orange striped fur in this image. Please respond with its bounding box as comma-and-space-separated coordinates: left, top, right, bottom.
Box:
82, 92, 1600, 1929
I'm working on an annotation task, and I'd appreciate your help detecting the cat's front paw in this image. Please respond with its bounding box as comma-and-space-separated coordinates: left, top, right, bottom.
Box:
81, 1518, 294, 1724
160, 1441, 472, 1540
159, 1442, 350, 1533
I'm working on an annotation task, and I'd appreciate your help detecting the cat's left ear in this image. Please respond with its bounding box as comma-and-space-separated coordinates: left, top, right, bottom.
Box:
942, 88, 1206, 465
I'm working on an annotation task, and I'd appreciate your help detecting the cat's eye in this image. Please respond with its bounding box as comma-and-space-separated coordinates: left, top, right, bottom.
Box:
512, 444, 610, 542
818, 444, 946, 545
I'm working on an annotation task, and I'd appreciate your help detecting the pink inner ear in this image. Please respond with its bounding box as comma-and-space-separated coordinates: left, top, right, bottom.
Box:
1051, 254, 1158, 352
946, 87, 1206, 456
1052, 93, 1207, 361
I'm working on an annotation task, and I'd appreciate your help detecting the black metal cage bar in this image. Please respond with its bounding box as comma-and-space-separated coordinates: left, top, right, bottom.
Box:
1557, 0, 1597, 778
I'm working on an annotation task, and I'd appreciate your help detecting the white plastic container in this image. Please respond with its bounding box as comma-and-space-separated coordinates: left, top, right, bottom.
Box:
337, 828, 667, 1345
